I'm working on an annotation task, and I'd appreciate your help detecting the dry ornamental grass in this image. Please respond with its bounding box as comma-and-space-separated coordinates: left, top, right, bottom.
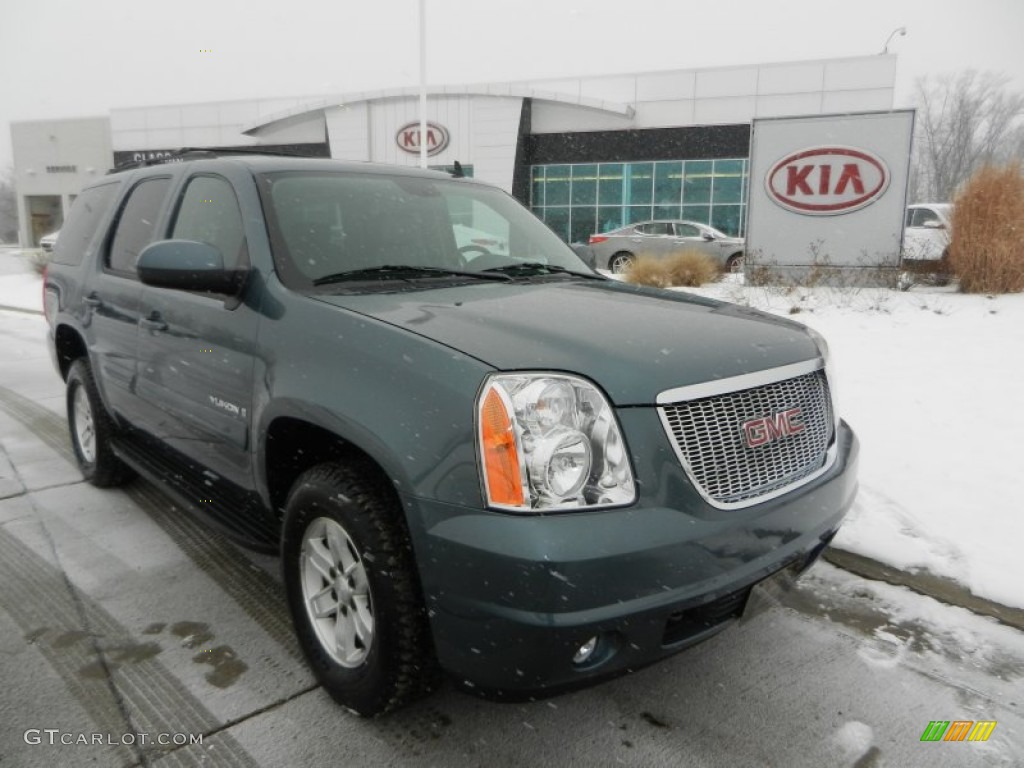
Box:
624, 251, 720, 288
950, 163, 1024, 294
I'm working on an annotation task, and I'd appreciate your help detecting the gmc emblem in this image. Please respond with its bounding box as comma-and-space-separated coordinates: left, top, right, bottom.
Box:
742, 408, 805, 448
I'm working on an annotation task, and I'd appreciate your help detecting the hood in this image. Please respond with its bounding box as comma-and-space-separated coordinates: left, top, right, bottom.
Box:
314, 279, 819, 406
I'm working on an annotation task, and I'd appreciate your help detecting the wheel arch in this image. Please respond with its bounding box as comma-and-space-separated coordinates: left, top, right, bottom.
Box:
260, 409, 408, 522
54, 323, 88, 381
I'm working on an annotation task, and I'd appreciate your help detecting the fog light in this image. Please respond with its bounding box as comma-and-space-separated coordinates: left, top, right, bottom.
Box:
572, 636, 599, 665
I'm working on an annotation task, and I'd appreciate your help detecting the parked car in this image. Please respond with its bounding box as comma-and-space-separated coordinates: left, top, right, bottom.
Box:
44, 155, 857, 716
903, 203, 952, 263
40, 230, 60, 253
589, 220, 745, 274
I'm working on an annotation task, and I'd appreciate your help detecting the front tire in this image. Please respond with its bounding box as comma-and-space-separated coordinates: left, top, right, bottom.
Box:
281, 463, 439, 716
66, 359, 133, 487
725, 253, 744, 273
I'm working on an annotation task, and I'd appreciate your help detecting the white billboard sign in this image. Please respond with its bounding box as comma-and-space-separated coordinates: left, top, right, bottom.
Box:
746, 110, 914, 277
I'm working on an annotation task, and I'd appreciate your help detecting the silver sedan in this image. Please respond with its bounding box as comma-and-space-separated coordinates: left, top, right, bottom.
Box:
588, 220, 745, 274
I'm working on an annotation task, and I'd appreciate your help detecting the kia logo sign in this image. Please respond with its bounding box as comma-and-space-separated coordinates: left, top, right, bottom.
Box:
765, 146, 890, 215
395, 121, 450, 157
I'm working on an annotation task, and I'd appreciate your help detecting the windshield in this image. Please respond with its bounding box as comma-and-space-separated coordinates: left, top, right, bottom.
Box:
257, 171, 592, 289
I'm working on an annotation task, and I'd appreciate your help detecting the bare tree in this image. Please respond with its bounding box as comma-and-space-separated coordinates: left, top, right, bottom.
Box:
0, 167, 18, 244
913, 71, 1024, 201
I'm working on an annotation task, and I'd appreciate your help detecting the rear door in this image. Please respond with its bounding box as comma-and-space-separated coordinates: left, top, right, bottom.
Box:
82, 175, 174, 422
134, 169, 260, 487
634, 222, 674, 258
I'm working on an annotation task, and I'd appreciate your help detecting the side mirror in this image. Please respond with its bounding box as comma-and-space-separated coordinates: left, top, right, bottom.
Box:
702, 232, 715, 241
137, 240, 245, 294
922, 219, 946, 230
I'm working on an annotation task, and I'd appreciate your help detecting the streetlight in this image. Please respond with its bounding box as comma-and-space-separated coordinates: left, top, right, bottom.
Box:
419, 0, 427, 169
881, 26, 907, 54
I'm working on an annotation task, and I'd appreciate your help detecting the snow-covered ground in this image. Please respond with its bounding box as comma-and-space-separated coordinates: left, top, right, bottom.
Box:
684, 277, 1024, 611
3, 250, 1022, 610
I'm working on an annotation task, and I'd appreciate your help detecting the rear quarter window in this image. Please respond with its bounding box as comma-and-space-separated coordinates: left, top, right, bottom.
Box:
50, 182, 120, 266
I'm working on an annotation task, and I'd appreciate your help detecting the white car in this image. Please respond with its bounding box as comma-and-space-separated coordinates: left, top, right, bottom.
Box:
40, 230, 60, 253
903, 204, 951, 263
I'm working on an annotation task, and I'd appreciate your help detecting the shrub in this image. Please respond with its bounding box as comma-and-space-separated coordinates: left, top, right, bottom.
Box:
26, 249, 52, 275
950, 163, 1024, 293
624, 251, 719, 288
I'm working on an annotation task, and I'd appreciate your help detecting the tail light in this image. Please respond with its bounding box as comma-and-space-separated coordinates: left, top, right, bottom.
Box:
589, 235, 608, 245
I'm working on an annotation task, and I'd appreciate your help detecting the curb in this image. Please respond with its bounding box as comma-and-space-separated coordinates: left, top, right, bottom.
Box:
824, 548, 1024, 632
0, 304, 43, 316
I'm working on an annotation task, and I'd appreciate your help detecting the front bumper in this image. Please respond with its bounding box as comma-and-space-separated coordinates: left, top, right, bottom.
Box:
406, 419, 859, 697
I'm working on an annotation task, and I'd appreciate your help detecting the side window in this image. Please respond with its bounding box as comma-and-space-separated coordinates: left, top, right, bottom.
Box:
171, 176, 247, 269
107, 178, 172, 275
911, 208, 939, 228
674, 223, 700, 237
637, 222, 671, 236
51, 183, 120, 266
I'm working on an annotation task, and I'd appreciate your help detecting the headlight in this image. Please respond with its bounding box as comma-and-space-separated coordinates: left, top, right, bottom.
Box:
477, 373, 636, 512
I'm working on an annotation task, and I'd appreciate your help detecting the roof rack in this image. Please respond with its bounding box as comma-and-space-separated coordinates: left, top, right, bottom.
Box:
109, 143, 330, 173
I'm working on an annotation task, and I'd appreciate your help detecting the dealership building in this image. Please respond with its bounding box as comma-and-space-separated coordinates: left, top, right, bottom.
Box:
11, 54, 897, 248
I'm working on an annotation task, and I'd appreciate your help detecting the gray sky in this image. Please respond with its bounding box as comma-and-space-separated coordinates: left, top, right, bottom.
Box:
2, 0, 1022, 169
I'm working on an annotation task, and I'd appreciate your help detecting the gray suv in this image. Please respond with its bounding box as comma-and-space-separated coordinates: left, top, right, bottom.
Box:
44, 155, 858, 715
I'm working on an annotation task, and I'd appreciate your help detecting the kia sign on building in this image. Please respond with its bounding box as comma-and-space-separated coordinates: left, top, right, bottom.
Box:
746, 111, 914, 281
395, 121, 450, 157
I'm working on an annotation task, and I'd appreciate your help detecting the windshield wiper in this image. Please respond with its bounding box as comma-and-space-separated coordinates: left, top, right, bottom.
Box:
313, 264, 512, 286
482, 262, 605, 280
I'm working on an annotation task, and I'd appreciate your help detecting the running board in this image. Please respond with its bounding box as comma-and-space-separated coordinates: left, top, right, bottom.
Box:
112, 433, 279, 553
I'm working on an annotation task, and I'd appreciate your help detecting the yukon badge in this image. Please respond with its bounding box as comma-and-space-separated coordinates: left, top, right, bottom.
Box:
765, 146, 890, 215
742, 408, 804, 449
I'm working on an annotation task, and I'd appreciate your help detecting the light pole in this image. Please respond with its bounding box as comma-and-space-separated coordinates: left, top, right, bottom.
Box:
881, 26, 907, 54
418, 0, 428, 169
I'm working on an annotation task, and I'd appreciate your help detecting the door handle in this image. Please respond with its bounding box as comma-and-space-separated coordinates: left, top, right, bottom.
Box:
140, 315, 168, 332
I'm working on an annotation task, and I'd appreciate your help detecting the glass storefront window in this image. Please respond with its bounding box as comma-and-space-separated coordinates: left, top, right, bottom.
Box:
626, 163, 654, 205
571, 165, 598, 206
654, 162, 682, 205
712, 159, 744, 204
543, 207, 570, 241
597, 206, 623, 233
545, 165, 571, 206
531, 158, 748, 240
682, 204, 711, 225
653, 204, 681, 221
683, 161, 713, 204
598, 164, 624, 206
570, 207, 598, 244
626, 205, 652, 225
711, 205, 744, 236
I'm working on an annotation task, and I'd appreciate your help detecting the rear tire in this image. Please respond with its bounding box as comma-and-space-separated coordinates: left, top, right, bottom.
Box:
66, 359, 133, 487
281, 463, 439, 716
609, 252, 634, 274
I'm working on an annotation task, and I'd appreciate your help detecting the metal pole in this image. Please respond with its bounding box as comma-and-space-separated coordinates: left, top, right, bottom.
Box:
419, 0, 428, 169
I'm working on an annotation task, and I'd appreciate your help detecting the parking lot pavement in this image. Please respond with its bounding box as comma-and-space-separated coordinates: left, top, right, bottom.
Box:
1, 308, 1022, 767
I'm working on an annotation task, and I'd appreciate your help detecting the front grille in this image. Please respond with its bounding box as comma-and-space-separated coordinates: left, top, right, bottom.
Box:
660, 370, 833, 507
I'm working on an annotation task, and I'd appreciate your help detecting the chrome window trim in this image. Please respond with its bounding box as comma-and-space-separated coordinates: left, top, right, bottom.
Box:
656, 359, 836, 511
655, 358, 824, 405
